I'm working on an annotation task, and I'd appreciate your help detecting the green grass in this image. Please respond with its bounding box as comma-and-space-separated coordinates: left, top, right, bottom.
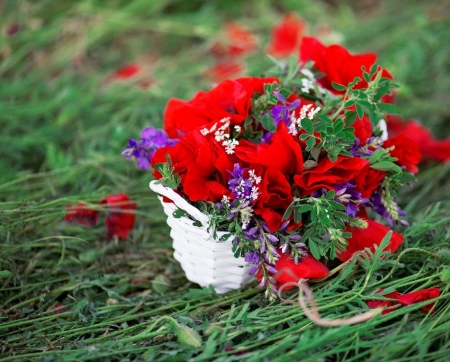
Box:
1, 0, 450, 360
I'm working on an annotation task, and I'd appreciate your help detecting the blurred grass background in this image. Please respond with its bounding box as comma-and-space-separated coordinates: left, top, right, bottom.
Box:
1, 0, 449, 360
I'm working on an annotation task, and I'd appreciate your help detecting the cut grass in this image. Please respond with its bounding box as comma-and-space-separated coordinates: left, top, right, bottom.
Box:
1, 0, 449, 360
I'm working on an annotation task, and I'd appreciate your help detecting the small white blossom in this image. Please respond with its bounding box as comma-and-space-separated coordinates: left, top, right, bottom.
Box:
248, 169, 261, 184
250, 186, 260, 201
307, 106, 321, 120
221, 195, 230, 206
234, 125, 241, 132
301, 78, 315, 93
300, 69, 315, 79
222, 139, 239, 154
299, 104, 313, 119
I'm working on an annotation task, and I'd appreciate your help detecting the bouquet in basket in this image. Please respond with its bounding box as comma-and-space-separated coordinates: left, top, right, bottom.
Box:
123, 36, 421, 300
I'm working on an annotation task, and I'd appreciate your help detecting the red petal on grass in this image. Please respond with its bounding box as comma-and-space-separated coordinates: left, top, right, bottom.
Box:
257, 250, 329, 291
366, 289, 399, 315
203, 62, 245, 83
101, 194, 137, 240
266, 13, 307, 58
210, 22, 258, 59
65, 203, 99, 227
397, 288, 441, 313
112, 63, 141, 79
387, 116, 450, 163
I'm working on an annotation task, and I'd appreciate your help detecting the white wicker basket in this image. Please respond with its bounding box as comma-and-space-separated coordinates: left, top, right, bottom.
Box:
149, 180, 255, 293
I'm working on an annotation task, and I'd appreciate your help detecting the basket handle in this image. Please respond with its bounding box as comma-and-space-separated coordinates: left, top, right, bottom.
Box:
149, 180, 210, 225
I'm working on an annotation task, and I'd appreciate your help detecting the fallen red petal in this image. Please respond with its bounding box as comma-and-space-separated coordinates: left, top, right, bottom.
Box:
101, 194, 137, 240
203, 62, 245, 83
266, 13, 307, 58
397, 287, 441, 313
112, 63, 141, 79
65, 203, 99, 227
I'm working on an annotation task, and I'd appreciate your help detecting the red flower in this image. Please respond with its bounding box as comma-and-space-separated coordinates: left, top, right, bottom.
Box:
101, 194, 137, 240
366, 287, 440, 314
65, 203, 99, 227
203, 62, 246, 83
266, 13, 307, 58
294, 156, 368, 196
387, 116, 450, 163
257, 251, 329, 290
153, 131, 233, 202
235, 122, 304, 176
383, 135, 422, 174
337, 210, 403, 262
366, 289, 399, 315
299, 37, 392, 93
354, 163, 386, 199
253, 167, 293, 232
210, 22, 258, 59
164, 77, 279, 138
112, 63, 141, 79
397, 288, 441, 313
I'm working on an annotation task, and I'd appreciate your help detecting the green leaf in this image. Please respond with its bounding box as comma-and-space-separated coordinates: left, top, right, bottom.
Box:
371, 161, 402, 173
304, 160, 318, 169
261, 115, 277, 132
301, 118, 314, 134
152, 275, 171, 294
308, 239, 322, 260
295, 205, 314, 214
0, 270, 12, 278
306, 136, 316, 151
332, 82, 347, 91
355, 103, 364, 119
368, 148, 387, 164
325, 190, 336, 199
345, 111, 357, 126
173, 209, 185, 218
377, 103, 401, 115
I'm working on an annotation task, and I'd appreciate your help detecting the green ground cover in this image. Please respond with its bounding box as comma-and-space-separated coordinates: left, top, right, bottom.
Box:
1, 0, 449, 360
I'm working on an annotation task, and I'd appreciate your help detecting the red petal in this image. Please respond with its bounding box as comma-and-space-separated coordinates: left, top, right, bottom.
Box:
65, 203, 99, 227
266, 13, 307, 58
203, 62, 246, 83
397, 288, 440, 313
101, 194, 137, 240
257, 251, 329, 291
112, 63, 141, 79
338, 217, 404, 262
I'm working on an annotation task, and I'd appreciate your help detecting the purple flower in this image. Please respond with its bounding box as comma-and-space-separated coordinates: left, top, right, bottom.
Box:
368, 190, 408, 226
122, 127, 178, 170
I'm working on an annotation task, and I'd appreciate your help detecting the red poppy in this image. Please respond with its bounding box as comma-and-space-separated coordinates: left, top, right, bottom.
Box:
101, 194, 137, 240
387, 116, 450, 163
65, 203, 99, 227
354, 163, 386, 199
299, 37, 392, 93
383, 135, 422, 174
253, 167, 293, 232
210, 22, 258, 59
203, 62, 246, 83
337, 210, 404, 262
235, 122, 304, 176
163, 77, 279, 138
293, 156, 368, 196
257, 251, 329, 291
266, 13, 307, 58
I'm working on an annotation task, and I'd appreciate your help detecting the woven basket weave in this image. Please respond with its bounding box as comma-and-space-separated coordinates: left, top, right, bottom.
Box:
149, 180, 255, 293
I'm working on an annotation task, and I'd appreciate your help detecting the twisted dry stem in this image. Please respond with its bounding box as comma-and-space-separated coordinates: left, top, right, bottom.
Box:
276, 270, 381, 327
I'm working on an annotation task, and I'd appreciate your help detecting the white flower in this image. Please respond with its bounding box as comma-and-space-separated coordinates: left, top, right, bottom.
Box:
234, 125, 241, 132
222, 139, 239, 154
249, 169, 261, 184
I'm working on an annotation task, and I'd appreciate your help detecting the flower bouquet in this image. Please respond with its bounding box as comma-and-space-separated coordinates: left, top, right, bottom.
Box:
123, 36, 421, 299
